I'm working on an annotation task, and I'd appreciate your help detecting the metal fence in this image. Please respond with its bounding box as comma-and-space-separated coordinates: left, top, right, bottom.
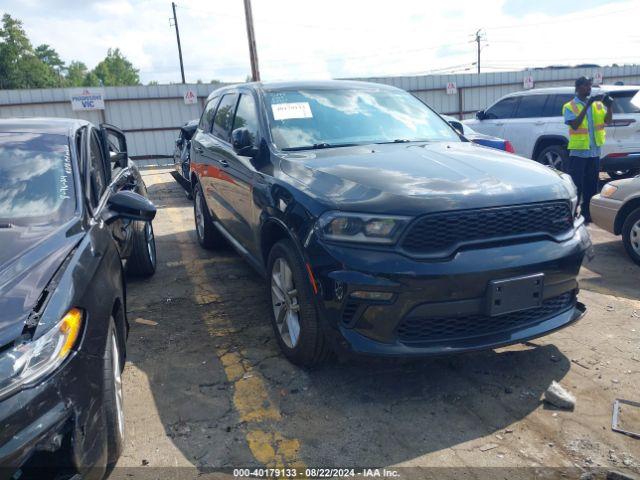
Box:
1, 65, 639, 159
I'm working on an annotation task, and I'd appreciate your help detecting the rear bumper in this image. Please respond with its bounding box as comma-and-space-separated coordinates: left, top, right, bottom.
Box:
601, 153, 640, 172
308, 222, 591, 357
590, 195, 622, 234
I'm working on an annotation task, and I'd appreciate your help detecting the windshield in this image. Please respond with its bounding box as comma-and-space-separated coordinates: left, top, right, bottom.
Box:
0, 132, 75, 225
265, 88, 460, 150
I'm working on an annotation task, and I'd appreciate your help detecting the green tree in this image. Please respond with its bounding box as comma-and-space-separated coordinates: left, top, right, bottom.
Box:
147, 80, 159, 86
66, 61, 88, 86
93, 48, 140, 86
0, 14, 32, 88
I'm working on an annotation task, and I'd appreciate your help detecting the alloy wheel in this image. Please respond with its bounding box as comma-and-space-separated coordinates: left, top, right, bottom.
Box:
195, 191, 205, 240
271, 257, 301, 348
543, 151, 563, 169
630, 219, 640, 255
145, 222, 156, 266
111, 331, 125, 440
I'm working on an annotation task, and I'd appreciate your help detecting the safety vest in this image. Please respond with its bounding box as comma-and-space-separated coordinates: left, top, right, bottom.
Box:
562, 99, 607, 150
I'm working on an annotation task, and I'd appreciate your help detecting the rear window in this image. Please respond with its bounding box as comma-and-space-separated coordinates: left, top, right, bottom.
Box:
0, 132, 75, 225
609, 91, 640, 114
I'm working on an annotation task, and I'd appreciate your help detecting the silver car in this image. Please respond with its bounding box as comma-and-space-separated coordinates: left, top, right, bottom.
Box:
591, 176, 640, 265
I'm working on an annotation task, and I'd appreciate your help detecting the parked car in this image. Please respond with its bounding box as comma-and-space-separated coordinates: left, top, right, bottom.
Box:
442, 114, 515, 152
171, 119, 198, 197
0, 118, 157, 478
591, 176, 640, 265
189, 80, 591, 367
464, 85, 640, 178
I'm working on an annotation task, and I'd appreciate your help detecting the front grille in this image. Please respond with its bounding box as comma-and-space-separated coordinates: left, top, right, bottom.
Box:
400, 202, 573, 256
396, 292, 575, 343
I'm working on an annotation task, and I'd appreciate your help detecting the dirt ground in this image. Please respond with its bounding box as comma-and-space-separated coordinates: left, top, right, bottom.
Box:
111, 167, 639, 480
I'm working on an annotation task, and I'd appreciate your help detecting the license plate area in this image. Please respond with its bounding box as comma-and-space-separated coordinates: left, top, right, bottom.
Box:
487, 273, 544, 316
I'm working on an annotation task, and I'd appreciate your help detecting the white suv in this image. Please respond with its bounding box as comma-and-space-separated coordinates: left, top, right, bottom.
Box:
464, 85, 640, 179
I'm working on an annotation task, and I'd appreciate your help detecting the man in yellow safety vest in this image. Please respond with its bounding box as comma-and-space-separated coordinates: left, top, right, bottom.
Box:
562, 76, 613, 223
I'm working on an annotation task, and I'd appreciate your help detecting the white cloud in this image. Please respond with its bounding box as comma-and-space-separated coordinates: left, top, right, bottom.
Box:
2, 0, 638, 84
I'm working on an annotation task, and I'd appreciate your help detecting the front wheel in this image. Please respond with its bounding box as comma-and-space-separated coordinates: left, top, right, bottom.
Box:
536, 145, 568, 171
104, 318, 125, 465
622, 207, 640, 266
127, 220, 156, 277
267, 239, 331, 367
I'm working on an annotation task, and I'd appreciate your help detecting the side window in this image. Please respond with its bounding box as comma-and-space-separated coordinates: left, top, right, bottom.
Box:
212, 93, 239, 141
199, 97, 219, 132
232, 93, 259, 146
543, 94, 574, 117
485, 96, 519, 119
513, 95, 548, 118
89, 131, 108, 207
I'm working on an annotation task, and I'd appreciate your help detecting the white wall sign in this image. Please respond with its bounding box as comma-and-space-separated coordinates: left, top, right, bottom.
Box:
523, 75, 534, 90
446, 82, 457, 95
70, 88, 105, 111
593, 71, 603, 86
183, 89, 197, 105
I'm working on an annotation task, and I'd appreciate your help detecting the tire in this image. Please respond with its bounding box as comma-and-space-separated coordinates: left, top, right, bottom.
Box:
104, 318, 125, 465
622, 207, 640, 266
536, 145, 568, 171
607, 169, 640, 180
127, 220, 156, 277
193, 182, 226, 249
267, 239, 332, 367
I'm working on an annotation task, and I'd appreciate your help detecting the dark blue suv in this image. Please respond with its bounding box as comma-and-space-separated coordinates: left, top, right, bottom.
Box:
189, 80, 592, 367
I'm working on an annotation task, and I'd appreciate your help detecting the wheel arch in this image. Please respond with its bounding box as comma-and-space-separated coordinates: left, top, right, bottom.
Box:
532, 135, 568, 161
614, 197, 640, 235
260, 217, 297, 267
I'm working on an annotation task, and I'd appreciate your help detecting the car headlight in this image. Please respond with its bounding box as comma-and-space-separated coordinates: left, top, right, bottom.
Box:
560, 173, 579, 216
600, 184, 618, 198
0, 308, 83, 399
317, 211, 410, 244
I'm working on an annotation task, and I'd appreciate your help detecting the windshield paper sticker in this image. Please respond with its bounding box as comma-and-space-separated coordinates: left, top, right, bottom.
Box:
59, 147, 72, 200
271, 102, 313, 121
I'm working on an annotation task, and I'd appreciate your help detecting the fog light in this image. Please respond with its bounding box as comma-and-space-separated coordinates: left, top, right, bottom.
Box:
349, 291, 394, 301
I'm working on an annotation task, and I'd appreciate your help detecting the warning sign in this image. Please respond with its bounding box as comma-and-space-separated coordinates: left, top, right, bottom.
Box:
183, 89, 197, 105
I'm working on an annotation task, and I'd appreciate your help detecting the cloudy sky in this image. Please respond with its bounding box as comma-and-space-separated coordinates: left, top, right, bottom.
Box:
3, 0, 639, 84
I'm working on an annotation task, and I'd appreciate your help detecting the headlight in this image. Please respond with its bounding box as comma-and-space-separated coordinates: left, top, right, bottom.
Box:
0, 308, 83, 398
600, 184, 618, 198
317, 211, 410, 244
560, 173, 579, 216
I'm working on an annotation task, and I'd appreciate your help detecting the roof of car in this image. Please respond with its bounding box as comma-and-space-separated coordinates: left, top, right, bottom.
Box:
506, 84, 640, 96
206, 79, 398, 102
0, 117, 90, 136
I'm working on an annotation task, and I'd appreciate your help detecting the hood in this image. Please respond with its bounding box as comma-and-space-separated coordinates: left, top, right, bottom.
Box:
279, 142, 570, 215
0, 219, 83, 346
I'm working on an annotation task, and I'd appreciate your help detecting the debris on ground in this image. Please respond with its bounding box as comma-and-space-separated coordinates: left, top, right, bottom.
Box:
612, 399, 640, 439
479, 443, 499, 452
135, 317, 158, 326
544, 380, 576, 410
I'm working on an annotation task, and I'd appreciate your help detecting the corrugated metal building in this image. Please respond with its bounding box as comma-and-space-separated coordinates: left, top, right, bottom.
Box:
1, 65, 639, 159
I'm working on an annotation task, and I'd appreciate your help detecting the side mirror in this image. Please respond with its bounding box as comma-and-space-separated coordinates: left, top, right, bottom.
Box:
476, 110, 486, 120
448, 120, 464, 134
111, 151, 128, 169
231, 128, 258, 157
104, 191, 156, 223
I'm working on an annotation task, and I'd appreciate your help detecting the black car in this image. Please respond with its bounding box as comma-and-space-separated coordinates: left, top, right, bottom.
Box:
189, 81, 592, 367
0, 118, 157, 478
171, 119, 198, 197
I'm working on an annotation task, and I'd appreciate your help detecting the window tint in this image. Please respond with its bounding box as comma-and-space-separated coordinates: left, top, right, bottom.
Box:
609, 91, 640, 113
543, 94, 575, 117
485, 97, 519, 119
514, 95, 548, 118
212, 93, 239, 141
232, 94, 259, 146
199, 97, 219, 132
89, 131, 107, 206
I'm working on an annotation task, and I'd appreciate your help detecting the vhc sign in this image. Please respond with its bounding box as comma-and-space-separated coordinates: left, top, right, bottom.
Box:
70, 88, 105, 111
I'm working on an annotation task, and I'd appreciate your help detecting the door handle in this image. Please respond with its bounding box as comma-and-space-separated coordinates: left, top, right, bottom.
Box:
218, 159, 229, 168
194, 146, 203, 153
495, 122, 504, 126
534, 121, 545, 126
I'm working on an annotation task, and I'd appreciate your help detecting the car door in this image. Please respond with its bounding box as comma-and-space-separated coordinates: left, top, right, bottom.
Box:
473, 96, 519, 139
502, 94, 549, 158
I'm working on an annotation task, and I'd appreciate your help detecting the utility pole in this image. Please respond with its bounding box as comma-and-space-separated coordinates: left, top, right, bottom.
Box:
243, 0, 260, 81
475, 29, 482, 74
171, 2, 186, 83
